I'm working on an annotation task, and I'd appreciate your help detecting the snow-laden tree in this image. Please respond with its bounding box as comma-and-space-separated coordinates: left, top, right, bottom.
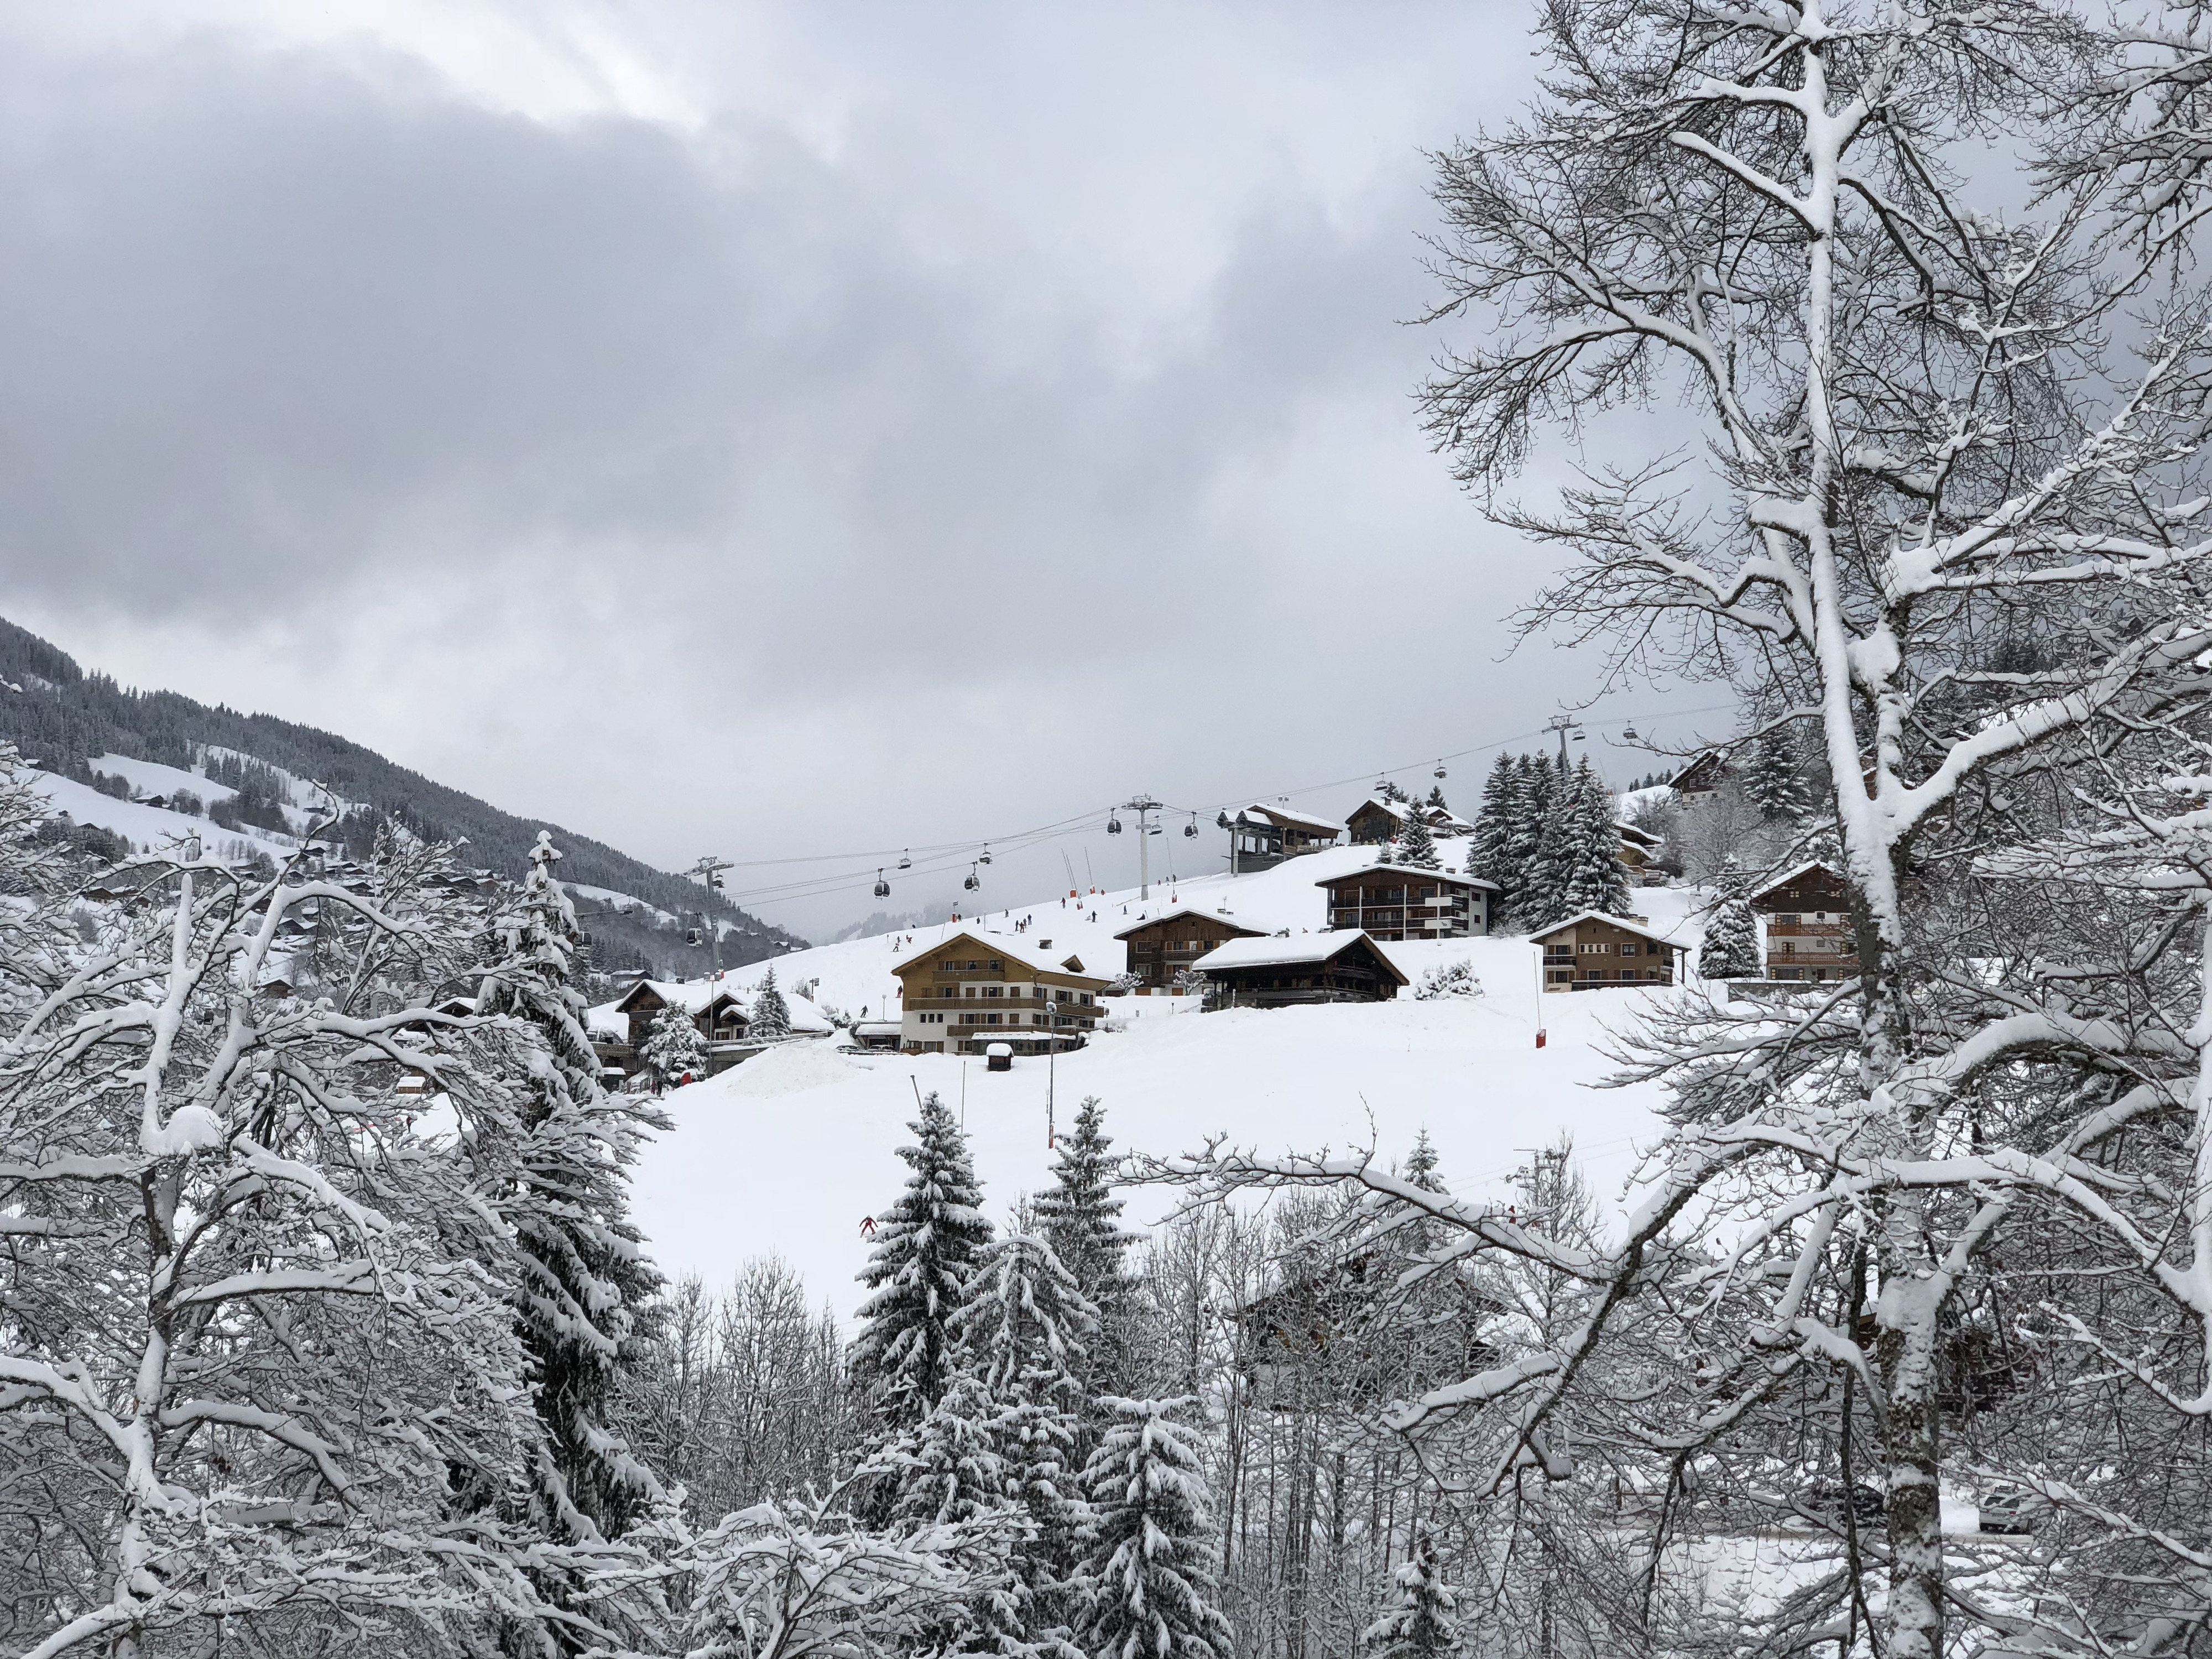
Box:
1360, 1530, 1461, 1659
1396, 811, 1441, 872
1468, 754, 1520, 898
1695, 855, 1763, 981
750, 966, 793, 1041
1500, 754, 1559, 930
1523, 757, 1629, 927
1413, 961, 1483, 1000
675, 1488, 1017, 1659
1034, 1097, 1141, 1405
1157, 0, 2212, 1649
954, 1232, 1099, 1652
1078, 1397, 1233, 1659
852, 1091, 994, 1436
0, 827, 551, 1656
642, 1000, 709, 1086
476, 830, 669, 1542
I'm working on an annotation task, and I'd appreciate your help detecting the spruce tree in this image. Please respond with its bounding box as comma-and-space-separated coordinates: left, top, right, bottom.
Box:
1362, 1530, 1462, 1659
956, 1233, 1100, 1652
1745, 727, 1811, 823
1079, 1397, 1235, 1659
1502, 754, 1557, 928
1034, 1098, 1140, 1403
1698, 855, 1764, 980
641, 1000, 709, 1085
1559, 757, 1634, 918
751, 964, 793, 1040
1469, 753, 1519, 897
477, 831, 669, 1540
853, 1091, 994, 1434
1425, 784, 1449, 813
1397, 810, 1441, 872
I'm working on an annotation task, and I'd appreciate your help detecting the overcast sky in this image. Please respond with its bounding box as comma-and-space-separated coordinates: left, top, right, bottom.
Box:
0, 1, 1731, 938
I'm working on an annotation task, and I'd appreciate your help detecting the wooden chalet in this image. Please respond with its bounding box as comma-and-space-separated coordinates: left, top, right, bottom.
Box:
1530, 912, 1683, 992
1223, 803, 1340, 874
1192, 931, 1408, 1009
891, 931, 1109, 1055
1670, 751, 1730, 801
1616, 820, 1664, 871
607, 979, 755, 1077
1751, 862, 1859, 982
1345, 797, 1411, 846
1313, 864, 1495, 940
1115, 906, 1268, 992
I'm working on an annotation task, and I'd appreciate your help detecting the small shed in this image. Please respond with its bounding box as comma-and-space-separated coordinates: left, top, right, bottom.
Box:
1192, 931, 1409, 1009
848, 1019, 904, 1051
1529, 912, 1684, 992
1115, 906, 1269, 992
985, 1041, 1014, 1072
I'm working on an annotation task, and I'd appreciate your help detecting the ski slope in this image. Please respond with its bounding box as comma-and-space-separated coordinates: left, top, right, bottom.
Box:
628, 847, 1714, 1321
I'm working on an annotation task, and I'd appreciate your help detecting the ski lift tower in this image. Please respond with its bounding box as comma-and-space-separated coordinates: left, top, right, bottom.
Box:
1543, 714, 1586, 765
1117, 795, 1165, 899
690, 855, 733, 986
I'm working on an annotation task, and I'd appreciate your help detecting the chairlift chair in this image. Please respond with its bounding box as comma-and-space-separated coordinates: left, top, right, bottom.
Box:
1434, 761, 1448, 779
979, 843, 992, 865
898, 849, 912, 870
1107, 816, 1123, 835
684, 927, 703, 947
1183, 815, 1198, 837
963, 864, 980, 892
874, 869, 890, 899
1621, 724, 1641, 743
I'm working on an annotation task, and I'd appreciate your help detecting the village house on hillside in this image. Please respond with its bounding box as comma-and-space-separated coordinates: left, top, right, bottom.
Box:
1193, 931, 1408, 1009
1752, 862, 1859, 982
1115, 906, 1269, 993
1669, 750, 1731, 802
1345, 796, 1474, 846
891, 930, 1109, 1056
1531, 912, 1684, 992
1615, 820, 1664, 872
1221, 803, 1340, 874
1314, 864, 1495, 940
602, 979, 756, 1078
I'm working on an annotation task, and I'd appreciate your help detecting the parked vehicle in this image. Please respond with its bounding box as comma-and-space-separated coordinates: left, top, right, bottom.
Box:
1978, 1483, 2051, 1535
1802, 1483, 1886, 1526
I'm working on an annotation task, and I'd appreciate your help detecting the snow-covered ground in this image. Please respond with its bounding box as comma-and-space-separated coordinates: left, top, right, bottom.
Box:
628, 847, 1714, 1321
24, 768, 298, 862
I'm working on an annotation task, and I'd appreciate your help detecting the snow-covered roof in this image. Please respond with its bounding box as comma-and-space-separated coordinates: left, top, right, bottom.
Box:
1240, 802, 1340, 836
1615, 821, 1663, 849
1191, 931, 1411, 983
1749, 860, 1845, 904
1112, 906, 1267, 941
890, 930, 1107, 985
1527, 911, 1687, 949
612, 979, 748, 1016
1349, 796, 1410, 823
850, 1020, 902, 1037
1313, 863, 1499, 892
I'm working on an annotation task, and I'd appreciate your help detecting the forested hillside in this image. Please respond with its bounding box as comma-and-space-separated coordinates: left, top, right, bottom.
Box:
0, 615, 802, 967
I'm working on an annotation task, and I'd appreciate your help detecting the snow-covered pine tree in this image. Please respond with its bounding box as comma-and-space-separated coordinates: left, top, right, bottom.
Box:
852, 1091, 994, 1435
476, 830, 669, 1542
1034, 1097, 1141, 1404
642, 1000, 709, 1086
1526, 758, 1630, 926
1361, 1530, 1461, 1659
888, 1368, 1010, 1530
1396, 810, 1441, 872
1425, 784, 1449, 813
954, 1232, 1099, 1650
1469, 754, 1518, 898
750, 964, 793, 1040
1696, 856, 1762, 981
1079, 1397, 1234, 1659
1743, 728, 1811, 824
1502, 754, 1556, 928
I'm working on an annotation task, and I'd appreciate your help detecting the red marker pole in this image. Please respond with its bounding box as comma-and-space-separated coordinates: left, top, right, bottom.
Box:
1533, 945, 1547, 1048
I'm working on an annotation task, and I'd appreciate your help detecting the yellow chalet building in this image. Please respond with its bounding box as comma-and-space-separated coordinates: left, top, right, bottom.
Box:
891, 930, 1111, 1056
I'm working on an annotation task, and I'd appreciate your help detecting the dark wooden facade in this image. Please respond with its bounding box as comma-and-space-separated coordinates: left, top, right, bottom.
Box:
1114, 907, 1267, 992
1197, 933, 1410, 1009
1751, 862, 1859, 982
605, 981, 753, 1077
1531, 913, 1682, 992
1345, 799, 1409, 846
1314, 867, 1494, 940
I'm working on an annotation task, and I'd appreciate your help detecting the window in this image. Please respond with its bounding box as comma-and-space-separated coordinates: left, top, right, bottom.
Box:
1777, 914, 1800, 926
1621, 942, 1639, 956
989, 959, 1003, 971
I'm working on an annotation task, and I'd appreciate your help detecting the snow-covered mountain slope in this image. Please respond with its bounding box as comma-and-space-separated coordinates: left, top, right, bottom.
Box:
25, 769, 298, 862
628, 851, 1714, 1321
